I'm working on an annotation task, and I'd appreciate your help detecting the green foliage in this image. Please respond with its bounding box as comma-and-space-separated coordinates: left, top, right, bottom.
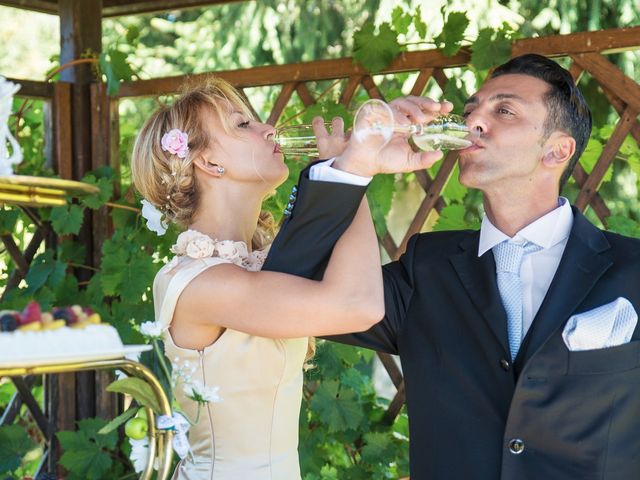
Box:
57, 418, 123, 480
471, 23, 517, 70
1, 2, 639, 479
0, 425, 36, 474
106, 377, 162, 414
300, 341, 409, 478
353, 22, 401, 73
434, 8, 470, 57
99, 48, 135, 95
49, 204, 84, 235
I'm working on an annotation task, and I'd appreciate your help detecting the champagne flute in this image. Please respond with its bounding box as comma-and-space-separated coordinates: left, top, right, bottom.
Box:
353, 99, 475, 151
273, 123, 326, 157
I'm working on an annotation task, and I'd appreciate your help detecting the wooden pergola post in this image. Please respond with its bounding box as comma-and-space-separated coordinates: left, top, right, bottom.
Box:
47, 0, 118, 472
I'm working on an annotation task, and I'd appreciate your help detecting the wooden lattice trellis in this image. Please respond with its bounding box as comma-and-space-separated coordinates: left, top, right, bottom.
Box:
2, 21, 640, 474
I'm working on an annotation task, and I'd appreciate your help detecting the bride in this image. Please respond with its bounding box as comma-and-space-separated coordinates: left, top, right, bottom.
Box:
131, 76, 446, 479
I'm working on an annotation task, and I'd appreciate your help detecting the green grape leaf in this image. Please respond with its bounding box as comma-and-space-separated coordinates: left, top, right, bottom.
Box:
0, 425, 37, 473
391, 6, 412, 36
361, 431, 393, 463
80, 175, 113, 209
413, 6, 427, 38
100, 248, 129, 296
58, 238, 87, 264
441, 164, 467, 201
353, 22, 401, 73
432, 204, 470, 231
607, 215, 640, 238
119, 254, 156, 304
106, 377, 162, 413
580, 137, 613, 183
54, 274, 80, 306
627, 153, 640, 176
24, 250, 55, 294
57, 418, 117, 480
0, 208, 20, 235
434, 9, 469, 57
125, 25, 140, 45
471, 25, 514, 71
310, 380, 364, 433
99, 49, 134, 96
50, 204, 84, 235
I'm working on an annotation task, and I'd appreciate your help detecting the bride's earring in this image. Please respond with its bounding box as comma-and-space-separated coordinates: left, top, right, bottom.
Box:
216, 166, 225, 176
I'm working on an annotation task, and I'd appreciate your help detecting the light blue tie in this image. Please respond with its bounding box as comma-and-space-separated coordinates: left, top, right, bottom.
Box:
493, 240, 542, 360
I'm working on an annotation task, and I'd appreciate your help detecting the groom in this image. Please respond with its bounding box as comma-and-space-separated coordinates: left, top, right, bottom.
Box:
264, 54, 640, 479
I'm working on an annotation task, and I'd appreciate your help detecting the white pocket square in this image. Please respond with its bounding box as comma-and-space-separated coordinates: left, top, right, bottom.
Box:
562, 297, 638, 351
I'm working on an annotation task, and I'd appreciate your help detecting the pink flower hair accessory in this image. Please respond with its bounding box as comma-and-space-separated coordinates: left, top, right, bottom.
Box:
161, 128, 189, 158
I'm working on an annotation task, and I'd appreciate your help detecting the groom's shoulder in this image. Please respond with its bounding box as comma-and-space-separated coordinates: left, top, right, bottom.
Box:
408, 229, 478, 255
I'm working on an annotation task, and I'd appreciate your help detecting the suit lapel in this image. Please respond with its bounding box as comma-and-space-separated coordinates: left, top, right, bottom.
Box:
517, 209, 613, 367
450, 233, 510, 356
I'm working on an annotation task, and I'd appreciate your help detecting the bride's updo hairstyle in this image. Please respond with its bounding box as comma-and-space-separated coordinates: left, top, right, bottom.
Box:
131, 76, 275, 249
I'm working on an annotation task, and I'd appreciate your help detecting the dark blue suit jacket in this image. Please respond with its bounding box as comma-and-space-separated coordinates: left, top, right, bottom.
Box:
264, 168, 640, 480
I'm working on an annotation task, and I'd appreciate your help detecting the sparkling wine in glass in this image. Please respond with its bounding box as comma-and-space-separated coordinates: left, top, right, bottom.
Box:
274, 123, 327, 157
353, 99, 475, 151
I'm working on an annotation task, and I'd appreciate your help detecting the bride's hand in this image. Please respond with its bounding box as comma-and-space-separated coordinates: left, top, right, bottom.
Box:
313, 116, 349, 160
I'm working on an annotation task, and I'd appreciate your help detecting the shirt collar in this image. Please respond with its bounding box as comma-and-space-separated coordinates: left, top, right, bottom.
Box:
477, 197, 573, 256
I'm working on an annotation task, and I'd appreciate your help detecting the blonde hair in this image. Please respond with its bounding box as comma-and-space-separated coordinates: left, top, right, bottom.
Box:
131, 76, 272, 250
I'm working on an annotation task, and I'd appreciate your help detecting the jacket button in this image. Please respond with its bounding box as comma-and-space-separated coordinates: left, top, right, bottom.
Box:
508, 438, 525, 454
500, 358, 511, 371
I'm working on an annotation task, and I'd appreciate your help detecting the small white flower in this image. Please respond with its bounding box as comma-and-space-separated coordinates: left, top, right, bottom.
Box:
141, 199, 168, 236
139, 321, 164, 339
183, 380, 222, 404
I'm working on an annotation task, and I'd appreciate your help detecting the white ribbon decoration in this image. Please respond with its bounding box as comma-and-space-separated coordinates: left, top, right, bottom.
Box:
156, 412, 192, 459
0, 76, 22, 176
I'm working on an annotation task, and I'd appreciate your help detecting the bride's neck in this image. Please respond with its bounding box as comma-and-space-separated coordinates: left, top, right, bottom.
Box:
189, 190, 262, 248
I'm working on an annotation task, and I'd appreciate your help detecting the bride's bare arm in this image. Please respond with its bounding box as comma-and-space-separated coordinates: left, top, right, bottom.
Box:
174, 197, 384, 338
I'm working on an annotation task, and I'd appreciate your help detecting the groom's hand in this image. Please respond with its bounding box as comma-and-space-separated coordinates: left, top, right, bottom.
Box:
333, 96, 453, 177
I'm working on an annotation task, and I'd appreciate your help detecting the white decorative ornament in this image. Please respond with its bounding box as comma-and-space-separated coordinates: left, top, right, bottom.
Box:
141, 199, 168, 236
156, 412, 192, 459
0, 76, 23, 176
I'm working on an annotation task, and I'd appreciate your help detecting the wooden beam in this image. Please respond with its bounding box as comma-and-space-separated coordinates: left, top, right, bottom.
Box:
102, 0, 248, 17
117, 49, 472, 98
0, 0, 248, 16
572, 52, 640, 114
575, 106, 639, 211
266, 82, 296, 126
0, 0, 57, 15
3, 78, 53, 99
396, 152, 459, 259
53, 82, 72, 180
512, 26, 640, 57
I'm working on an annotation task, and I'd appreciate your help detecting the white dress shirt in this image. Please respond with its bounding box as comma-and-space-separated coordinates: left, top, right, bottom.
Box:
308, 162, 574, 338
478, 198, 573, 337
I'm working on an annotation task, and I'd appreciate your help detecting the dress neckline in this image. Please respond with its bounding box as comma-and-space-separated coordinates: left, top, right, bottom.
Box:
169, 229, 268, 272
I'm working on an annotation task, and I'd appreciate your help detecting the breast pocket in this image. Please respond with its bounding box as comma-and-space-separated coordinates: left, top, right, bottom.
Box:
567, 340, 640, 375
